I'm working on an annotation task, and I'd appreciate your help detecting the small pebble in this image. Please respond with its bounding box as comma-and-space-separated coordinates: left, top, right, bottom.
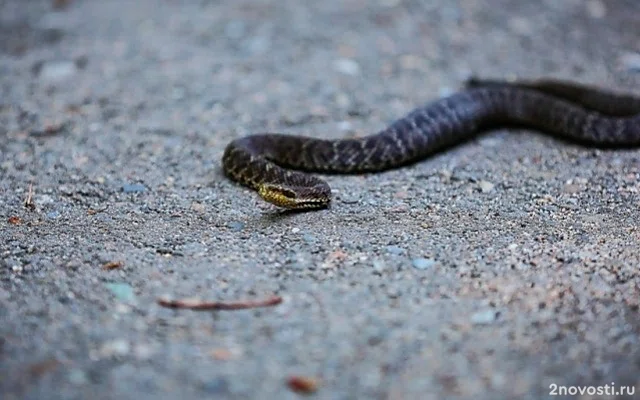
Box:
46, 210, 61, 219
340, 193, 360, 204
291, 227, 300, 234
372, 259, 386, 273
38, 60, 77, 81
105, 282, 136, 303
100, 339, 130, 357
5, 258, 20, 269
386, 245, 404, 255
412, 258, 435, 270
470, 309, 498, 325
228, 221, 245, 232
333, 58, 361, 76
122, 183, 146, 193
478, 180, 495, 193
190, 202, 206, 213
302, 234, 316, 244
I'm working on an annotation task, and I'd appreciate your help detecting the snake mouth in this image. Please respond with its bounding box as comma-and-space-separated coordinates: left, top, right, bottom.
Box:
257, 184, 329, 209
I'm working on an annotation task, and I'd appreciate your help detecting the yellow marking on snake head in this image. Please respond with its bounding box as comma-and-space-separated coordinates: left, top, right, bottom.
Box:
258, 184, 329, 209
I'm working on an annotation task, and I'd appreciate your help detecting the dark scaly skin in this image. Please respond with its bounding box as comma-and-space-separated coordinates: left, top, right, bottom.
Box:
222, 78, 640, 209
465, 77, 640, 116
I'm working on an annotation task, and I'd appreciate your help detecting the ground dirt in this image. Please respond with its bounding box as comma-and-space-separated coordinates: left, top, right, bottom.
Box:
1, 1, 639, 399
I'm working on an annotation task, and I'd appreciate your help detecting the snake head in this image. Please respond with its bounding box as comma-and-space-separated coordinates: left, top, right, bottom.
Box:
257, 184, 330, 210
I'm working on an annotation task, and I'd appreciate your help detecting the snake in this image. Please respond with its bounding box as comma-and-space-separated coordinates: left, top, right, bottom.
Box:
222, 78, 640, 210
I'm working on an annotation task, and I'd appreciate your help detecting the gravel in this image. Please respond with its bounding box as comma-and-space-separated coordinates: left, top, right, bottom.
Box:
1, 1, 640, 399
411, 258, 436, 270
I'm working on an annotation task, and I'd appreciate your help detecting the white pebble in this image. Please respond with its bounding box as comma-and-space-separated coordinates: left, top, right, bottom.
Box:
333, 58, 361, 76
478, 180, 495, 193
100, 339, 130, 357
39, 60, 77, 81
471, 309, 498, 325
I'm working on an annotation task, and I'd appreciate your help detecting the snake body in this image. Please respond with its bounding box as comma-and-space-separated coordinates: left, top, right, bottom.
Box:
222, 78, 640, 209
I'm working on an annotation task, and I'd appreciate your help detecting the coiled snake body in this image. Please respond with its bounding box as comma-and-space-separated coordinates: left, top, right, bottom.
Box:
223, 78, 640, 209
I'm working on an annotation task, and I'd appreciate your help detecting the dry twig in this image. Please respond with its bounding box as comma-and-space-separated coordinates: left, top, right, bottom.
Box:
157, 295, 282, 311
24, 183, 35, 211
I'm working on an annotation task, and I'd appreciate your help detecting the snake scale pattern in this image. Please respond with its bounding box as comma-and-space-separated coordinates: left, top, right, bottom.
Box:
223, 78, 640, 209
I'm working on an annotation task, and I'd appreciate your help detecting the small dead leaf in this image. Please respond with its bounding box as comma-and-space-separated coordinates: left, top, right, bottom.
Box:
287, 376, 320, 394
102, 261, 124, 270
8, 216, 21, 225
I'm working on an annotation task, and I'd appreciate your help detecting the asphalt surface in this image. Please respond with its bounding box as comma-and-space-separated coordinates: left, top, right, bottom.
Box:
1, 1, 640, 399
